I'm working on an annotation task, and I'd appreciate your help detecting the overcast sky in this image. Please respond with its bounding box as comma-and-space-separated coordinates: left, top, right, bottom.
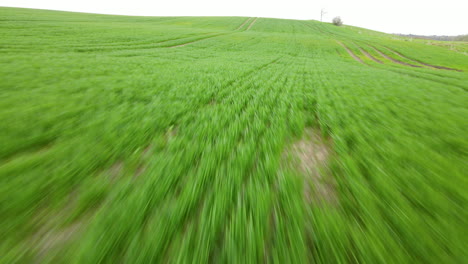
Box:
1, 0, 467, 35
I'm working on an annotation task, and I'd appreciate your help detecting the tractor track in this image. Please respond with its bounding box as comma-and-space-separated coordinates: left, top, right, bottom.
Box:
246, 17, 259, 31
336, 41, 366, 65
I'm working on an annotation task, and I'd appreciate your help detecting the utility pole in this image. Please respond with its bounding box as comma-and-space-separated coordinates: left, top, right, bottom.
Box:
321, 8, 327, 22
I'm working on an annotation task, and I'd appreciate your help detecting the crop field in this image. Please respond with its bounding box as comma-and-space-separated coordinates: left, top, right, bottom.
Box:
0, 7, 467, 264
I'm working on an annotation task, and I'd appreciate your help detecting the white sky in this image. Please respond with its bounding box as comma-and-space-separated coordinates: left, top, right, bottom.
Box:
1, 0, 467, 35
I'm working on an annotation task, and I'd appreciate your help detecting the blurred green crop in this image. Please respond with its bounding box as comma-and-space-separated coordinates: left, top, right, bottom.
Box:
0, 7, 467, 264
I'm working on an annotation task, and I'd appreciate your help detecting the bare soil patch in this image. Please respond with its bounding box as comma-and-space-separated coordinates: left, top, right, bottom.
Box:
287, 128, 337, 205
107, 160, 124, 182
134, 144, 153, 179
30, 189, 101, 263
166, 126, 178, 141
32, 221, 84, 263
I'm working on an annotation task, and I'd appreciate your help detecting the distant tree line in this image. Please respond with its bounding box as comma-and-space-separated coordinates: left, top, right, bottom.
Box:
393, 34, 468, 42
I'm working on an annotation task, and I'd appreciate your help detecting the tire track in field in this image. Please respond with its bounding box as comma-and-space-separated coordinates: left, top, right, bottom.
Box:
80, 31, 229, 51
72, 33, 216, 52
382, 46, 462, 71
163, 30, 262, 55
352, 45, 467, 90
71, 18, 261, 51
166, 17, 258, 48
366, 45, 467, 87
351, 41, 464, 81
300, 21, 326, 35
246, 17, 259, 31
166, 32, 233, 48
210, 34, 262, 51
359, 47, 383, 64
302, 20, 347, 39
336, 42, 466, 90
336, 41, 366, 65
235, 17, 253, 30
370, 46, 422, 68
167, 40, 202, 48
382, 68, 467, 91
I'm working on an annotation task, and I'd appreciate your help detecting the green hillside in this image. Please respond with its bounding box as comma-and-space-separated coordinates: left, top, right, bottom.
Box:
1, 7, 467, 264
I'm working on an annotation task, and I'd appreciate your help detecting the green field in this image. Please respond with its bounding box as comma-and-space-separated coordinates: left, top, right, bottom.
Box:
1, 7, 467, 263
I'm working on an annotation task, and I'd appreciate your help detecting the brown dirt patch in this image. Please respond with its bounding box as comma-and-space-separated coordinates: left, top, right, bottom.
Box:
134, 145, 153, 179
336, 41, 365, 65
32, 221, 84, 263
30, 190, 101, 263
134, 166, 147, 179
166, 126, 178, 141
288, 128, 337, 205
107, 160, 124, 182
142, 144, 153, 157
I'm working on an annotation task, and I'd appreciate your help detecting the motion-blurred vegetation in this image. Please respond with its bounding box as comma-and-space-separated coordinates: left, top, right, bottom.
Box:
0, 7, 467, 264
